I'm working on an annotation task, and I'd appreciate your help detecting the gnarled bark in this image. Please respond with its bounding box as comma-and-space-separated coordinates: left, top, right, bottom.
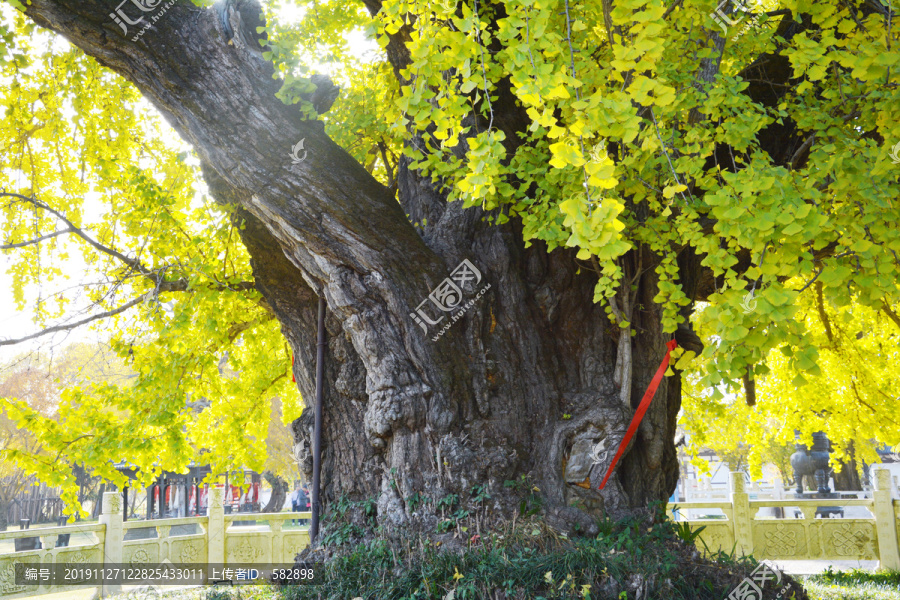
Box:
22, 0, 683, 542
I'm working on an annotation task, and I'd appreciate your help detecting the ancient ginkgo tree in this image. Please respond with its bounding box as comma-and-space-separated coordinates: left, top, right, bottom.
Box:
0, 0, 898, 537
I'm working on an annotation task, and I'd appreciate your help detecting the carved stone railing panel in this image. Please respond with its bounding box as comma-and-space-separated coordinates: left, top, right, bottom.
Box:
226, 534, 269, 564
752, 521, 805, 558
695, 523, 734, 555
821, 521, 878, 559
668, 469, 900, 569
0, 530, 103, 599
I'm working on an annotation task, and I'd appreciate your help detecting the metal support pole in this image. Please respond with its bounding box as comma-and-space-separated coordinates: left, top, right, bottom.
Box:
310, 295, 326, 541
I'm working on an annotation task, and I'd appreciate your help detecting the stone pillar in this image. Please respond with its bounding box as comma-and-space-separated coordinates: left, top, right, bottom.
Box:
207, 485, 226, 579
731, 472, 753, 556
99, 491, 123, 597
873, 468, 900, 570
270, 518, 284, 564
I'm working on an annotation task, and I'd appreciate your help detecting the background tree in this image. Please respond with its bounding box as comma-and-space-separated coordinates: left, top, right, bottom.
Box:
0, 0, 897, 542
261, 397, 302, 512
0, 343, 135, 526
682, 286, 900, 488
0, 353, 61, 529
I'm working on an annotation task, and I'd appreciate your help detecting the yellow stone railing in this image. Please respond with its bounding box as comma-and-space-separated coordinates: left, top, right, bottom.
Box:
667, 468, 900, 570
4, 469, 896, 597
0, 487, 311, 598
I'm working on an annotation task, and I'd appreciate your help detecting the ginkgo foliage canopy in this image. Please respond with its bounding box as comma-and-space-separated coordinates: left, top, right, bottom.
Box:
0, 5, 303, 506
0, 0, 898, 524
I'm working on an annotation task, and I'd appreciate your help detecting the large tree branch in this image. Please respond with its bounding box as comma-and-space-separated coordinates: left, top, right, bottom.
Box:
20, 1, 433, 270
20, 0, 469, 455
881, 301, 900, 331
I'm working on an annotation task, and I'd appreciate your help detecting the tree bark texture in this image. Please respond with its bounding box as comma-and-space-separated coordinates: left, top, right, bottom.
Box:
833, 443, 863, 492
22, 0, 692, 539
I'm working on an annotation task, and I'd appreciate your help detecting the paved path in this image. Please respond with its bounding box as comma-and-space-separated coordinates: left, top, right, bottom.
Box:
0, 524, 99, 554
17, 590, 98, 600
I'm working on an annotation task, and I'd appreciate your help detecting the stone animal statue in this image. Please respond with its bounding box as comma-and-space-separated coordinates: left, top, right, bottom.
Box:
790, 432, 833, 494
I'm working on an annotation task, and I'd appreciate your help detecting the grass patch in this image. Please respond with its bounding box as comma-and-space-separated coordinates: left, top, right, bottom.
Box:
108, 564, 900, 600
110, 585, 279, 600
804, 569, 900, 600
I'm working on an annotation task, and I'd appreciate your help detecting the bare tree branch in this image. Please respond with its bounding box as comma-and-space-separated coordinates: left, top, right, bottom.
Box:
662, 0, 685, 20
1, 228, 74, 250
882, 301, 900, 331
1, 192, 257, 296
1, 192, 152, 275
0, 294, 151, 347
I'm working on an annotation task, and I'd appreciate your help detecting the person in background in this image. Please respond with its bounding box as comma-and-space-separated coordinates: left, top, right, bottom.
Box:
298, 482, 310, 526
289, 482, 303, 526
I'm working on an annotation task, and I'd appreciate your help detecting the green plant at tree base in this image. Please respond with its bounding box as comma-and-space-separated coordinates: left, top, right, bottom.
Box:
673, 520, 707, 545
406, 492, 429, 513
319, 495, 377, 548
277, 510, 810, 600
205, 586, 242, 600
437, 493, 460, 514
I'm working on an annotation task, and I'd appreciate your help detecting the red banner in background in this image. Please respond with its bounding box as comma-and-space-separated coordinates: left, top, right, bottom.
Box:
599, 339, 677, 491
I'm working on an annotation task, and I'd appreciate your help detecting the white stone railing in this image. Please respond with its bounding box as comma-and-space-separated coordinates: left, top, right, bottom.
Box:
667, 468, 900, 570
0, 486, 310, 598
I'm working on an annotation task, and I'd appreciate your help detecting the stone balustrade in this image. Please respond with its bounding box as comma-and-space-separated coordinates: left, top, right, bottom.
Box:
3, 469, 897, 597
0, 485, 310, 598
667, 468, 900, 570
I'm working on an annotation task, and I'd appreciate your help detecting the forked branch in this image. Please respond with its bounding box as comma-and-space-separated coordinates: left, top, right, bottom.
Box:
0, 192, 152, 275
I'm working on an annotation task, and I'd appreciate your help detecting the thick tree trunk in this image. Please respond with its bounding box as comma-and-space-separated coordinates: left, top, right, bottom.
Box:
260, 472, 288, 513
23, 0, 681, 540
92, 483, 105, 520
833, 443, 862, 492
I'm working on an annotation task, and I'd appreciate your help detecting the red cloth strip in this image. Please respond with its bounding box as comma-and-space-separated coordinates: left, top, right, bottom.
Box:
291, 354, 296, 383
599, 339, 678, 491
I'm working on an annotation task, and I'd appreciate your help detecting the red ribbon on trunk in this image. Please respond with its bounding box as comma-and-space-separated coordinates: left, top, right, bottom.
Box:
291, 354, 296, 383
599, 339, 678, 491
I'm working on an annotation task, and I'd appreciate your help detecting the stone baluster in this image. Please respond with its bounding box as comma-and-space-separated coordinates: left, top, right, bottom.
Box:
731, 472, 753, 556
874, 468, 900, 570
99, 491, 123, 597
207, 485, 226, 582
